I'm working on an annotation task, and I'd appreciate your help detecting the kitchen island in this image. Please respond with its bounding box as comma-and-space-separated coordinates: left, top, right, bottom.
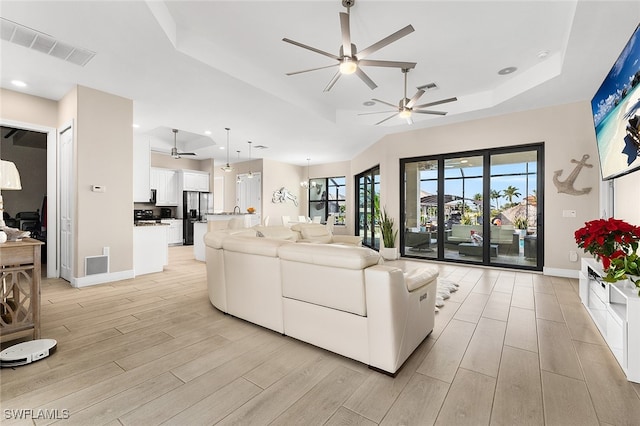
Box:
133, 223, 168, 275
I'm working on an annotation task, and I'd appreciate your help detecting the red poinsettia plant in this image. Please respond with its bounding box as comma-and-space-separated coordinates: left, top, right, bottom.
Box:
575, 217, 640, 283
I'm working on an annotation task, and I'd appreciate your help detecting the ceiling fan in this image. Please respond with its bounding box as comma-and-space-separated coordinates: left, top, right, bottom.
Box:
170, 129, 196, 159
283, 0, 416, 92
359, 69, 458, 125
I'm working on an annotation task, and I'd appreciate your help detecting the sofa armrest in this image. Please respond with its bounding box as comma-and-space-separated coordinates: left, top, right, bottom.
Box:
331, 235, 363, 246
364, 265, 437, 374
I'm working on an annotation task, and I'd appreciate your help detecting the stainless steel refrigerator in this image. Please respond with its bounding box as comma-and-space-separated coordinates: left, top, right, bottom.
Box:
183, 191, 212, 245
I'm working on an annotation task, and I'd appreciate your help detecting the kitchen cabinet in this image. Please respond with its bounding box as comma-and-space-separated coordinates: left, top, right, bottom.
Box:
151, 167, 179, 206
133, 226, 168, 275
161, 219, 183, 245
181, 170, 210, 192
133, 138, 151, 202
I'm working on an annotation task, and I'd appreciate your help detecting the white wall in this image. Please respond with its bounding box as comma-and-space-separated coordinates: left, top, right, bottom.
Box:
614, 172, 640, 225
350, 101, 600, 274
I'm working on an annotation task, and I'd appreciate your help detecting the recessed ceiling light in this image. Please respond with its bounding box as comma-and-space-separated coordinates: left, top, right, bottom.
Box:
537, 50, 550, 59
219, 146, 225, 150
204, 130, 212, 135
132, 123, 140, 128
498, 67, 517, 75
363, 101, 375, 107
11, 80, 27, 87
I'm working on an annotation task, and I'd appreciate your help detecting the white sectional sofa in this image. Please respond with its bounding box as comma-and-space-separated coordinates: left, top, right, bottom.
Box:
204, 226, 438, 375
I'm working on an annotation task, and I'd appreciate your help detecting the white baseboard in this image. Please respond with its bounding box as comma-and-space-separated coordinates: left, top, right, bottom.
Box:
543, 267, 579, 279
71, 269, 135, 288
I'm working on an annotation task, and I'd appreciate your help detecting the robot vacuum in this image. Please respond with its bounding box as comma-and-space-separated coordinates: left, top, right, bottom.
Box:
0, 339, 57, 367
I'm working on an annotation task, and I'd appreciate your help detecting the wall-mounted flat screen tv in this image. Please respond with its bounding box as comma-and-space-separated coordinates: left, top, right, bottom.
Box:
591, 23, 640, 180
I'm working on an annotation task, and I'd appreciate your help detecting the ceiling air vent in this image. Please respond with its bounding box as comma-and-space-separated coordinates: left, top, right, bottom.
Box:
1, 18, 95, 67
416, 82, 438, 91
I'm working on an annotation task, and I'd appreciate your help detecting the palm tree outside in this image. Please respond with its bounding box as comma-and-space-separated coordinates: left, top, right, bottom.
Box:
503, 185, 521, 206
490, 189, 502, 209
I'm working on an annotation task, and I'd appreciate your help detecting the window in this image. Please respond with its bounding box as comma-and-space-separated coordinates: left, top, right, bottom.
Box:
308, 176, 346, 225
356, 166, 380, 249
401, 144, 543, 271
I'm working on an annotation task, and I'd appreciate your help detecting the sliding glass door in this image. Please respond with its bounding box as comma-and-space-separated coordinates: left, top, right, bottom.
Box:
356, 166, 380, 250
401, 144, 543, 271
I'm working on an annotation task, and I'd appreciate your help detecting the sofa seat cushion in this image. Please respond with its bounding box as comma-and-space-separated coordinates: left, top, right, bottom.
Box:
278, 243, 380, 269
222, 235, 291, 257
403, 267, 439, 292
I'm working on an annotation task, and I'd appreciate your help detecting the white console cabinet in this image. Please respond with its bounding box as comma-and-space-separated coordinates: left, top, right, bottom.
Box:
579, 258, 640, 383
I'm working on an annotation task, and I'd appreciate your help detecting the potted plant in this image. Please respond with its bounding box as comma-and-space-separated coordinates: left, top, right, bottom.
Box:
378, 207, 399, 260
513, 215, 528, 235
575, 217, 640, 294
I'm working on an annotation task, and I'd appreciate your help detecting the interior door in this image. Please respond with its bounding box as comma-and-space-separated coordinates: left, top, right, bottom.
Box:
59, 125, 73, 282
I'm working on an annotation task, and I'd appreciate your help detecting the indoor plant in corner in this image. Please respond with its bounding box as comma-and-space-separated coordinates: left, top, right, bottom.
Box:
379, 207, 399, 260
574, 217, 640, 295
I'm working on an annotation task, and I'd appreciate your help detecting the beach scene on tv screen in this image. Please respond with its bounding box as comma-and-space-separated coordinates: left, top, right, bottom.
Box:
591, 25, 640, 180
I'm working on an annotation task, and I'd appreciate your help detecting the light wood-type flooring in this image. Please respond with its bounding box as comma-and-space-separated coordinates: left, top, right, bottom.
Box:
2, 246, 640, 425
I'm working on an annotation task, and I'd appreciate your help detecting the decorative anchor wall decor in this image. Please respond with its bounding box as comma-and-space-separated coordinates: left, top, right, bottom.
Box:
553, 154, 593, 196
272, 187, 298, 206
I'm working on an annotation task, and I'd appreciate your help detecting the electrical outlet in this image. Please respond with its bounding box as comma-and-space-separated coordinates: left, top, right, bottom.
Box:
563, 210, 577, 218
569, 251, 578, 262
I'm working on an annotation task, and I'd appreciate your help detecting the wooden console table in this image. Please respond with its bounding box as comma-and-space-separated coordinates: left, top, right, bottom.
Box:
0, 238, 43, 343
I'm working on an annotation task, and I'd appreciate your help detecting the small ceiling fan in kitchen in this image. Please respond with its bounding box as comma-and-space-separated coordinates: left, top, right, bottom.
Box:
170, 128, 196, 159
359, 68, 458, 125
283, 0, 416, 92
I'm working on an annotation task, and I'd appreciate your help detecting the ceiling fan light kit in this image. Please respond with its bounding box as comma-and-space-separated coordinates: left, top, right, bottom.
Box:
283, 0, 416, 92
359, 68, 458, 125
221, 127, 233, 172
170, 128, 197, 159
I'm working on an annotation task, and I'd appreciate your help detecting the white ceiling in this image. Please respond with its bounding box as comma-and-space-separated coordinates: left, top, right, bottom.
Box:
1, 1, 639, 166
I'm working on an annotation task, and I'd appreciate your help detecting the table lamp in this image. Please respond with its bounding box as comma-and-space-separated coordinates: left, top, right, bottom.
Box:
0, 160, 22, 243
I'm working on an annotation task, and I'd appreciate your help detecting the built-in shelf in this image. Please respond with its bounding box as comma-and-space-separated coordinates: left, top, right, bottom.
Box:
579, 258, 640, 383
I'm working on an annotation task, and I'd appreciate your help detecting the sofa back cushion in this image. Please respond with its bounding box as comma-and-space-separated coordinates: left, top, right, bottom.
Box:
291, 223, 332, 243
253, 225, 299, 241
222, 235, 291, 257
278, 243, 380, 269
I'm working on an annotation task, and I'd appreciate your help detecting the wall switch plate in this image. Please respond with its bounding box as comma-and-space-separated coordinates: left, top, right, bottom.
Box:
569, 251, 578, 262
563, 210, 576, 218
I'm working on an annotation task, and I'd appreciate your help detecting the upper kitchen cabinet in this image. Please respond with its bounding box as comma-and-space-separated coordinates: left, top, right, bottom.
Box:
133, 137, 151, 202
181, 170, 210, 192
151, 167, 179, 206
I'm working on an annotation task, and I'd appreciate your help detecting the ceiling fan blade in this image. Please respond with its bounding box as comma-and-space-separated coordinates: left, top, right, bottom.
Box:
406, 90, 426, 108
414, 97, 458, 109
282, 38, 340, 61
358, 110, 398, 116
375, 113, 399, 125
358, 59, 417, 69
179, 152, 197, 156
323, 70, 342, 92
286, 63, 338, 76
339, 12, 352, 56
355, 68, 377, 90
356, 25, 415, 59
413, 110, 448, 116
372, 98, 398, 108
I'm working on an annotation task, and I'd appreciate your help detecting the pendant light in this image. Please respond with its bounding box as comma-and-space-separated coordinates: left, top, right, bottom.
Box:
235, 150, 241, 183
247, 141, 254, 179
300, 158, 311, 188
221, 127, 233, 172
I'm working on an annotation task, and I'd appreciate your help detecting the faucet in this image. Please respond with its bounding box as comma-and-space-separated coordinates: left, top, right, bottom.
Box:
233, 206, 241, 214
